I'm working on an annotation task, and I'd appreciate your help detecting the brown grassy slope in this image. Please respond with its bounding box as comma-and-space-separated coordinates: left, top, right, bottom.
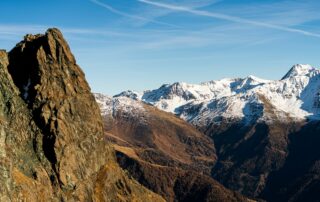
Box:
100, 99, 251, 201
115, 149, 251, 202
104, 102, 217, 174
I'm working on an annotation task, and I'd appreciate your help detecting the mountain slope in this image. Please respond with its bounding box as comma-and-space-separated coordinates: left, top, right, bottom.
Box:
95, 94, 216, 174
95, 94, 251, 202
116, 151, 250, 202
0, 29, 164, 202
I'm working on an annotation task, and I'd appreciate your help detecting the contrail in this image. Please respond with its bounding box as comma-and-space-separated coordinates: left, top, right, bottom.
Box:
89, 0, 180, 28
138, 0, 320, 38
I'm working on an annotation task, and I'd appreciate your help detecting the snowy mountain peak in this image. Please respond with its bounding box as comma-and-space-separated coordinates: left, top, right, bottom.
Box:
282, 64, 319, 79
114, 90, 141, 100
94, 93, 147, 121
234, 75, 271, 92
244, 75, 270, 83
142, 81, 197, 103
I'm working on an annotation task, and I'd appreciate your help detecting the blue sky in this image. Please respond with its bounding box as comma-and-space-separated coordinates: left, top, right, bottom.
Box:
1, 0, 320, 95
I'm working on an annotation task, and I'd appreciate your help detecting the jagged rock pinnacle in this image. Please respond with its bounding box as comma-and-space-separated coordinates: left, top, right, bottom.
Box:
0, 28, 164, 201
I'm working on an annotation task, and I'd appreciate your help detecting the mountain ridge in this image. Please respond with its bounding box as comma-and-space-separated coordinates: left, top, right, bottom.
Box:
112, 64, 320, 124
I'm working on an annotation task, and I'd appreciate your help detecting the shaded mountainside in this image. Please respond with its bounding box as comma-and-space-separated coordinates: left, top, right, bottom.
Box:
261, 121, 320, 202
204, 119, 320, 202
95, 95, 251, 202
116, 151, 250, 202
0, 29, 164, 201
200, 95, 320, 202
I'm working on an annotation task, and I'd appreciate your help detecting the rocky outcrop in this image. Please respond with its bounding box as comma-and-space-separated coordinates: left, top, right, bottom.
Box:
0, 29, 164, 201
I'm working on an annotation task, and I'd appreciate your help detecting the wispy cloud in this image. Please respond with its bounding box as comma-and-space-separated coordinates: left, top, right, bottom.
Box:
131, 0, 223, 26
0, 24, 48, 36
212, 1, 320, 27
0, 24, 138, 38
89, 0, 179, 28
137, 0, 320, 38
0, 23, 286, 53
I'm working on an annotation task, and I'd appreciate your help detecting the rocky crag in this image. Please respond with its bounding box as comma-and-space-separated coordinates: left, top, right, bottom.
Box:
0, 28, 164, 202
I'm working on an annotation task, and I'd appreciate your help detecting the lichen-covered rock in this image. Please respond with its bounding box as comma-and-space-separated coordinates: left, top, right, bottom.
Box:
0, 29, 164, 202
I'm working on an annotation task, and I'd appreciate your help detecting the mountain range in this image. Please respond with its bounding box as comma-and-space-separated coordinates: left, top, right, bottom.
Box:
96, 64, 320, 201
114, 64, 320, 123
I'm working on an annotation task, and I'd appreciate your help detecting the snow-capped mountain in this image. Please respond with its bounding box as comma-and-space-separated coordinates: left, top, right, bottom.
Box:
94, 93, 148, 123
94, 64, 320, 201
109, 64, 320, 127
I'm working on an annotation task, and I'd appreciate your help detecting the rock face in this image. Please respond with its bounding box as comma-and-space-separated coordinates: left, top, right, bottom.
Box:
0, 29, 164, 201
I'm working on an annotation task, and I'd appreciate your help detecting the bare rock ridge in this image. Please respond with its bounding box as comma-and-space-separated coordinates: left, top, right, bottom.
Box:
0, 29, 164, 201
8, 28, 103, 190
